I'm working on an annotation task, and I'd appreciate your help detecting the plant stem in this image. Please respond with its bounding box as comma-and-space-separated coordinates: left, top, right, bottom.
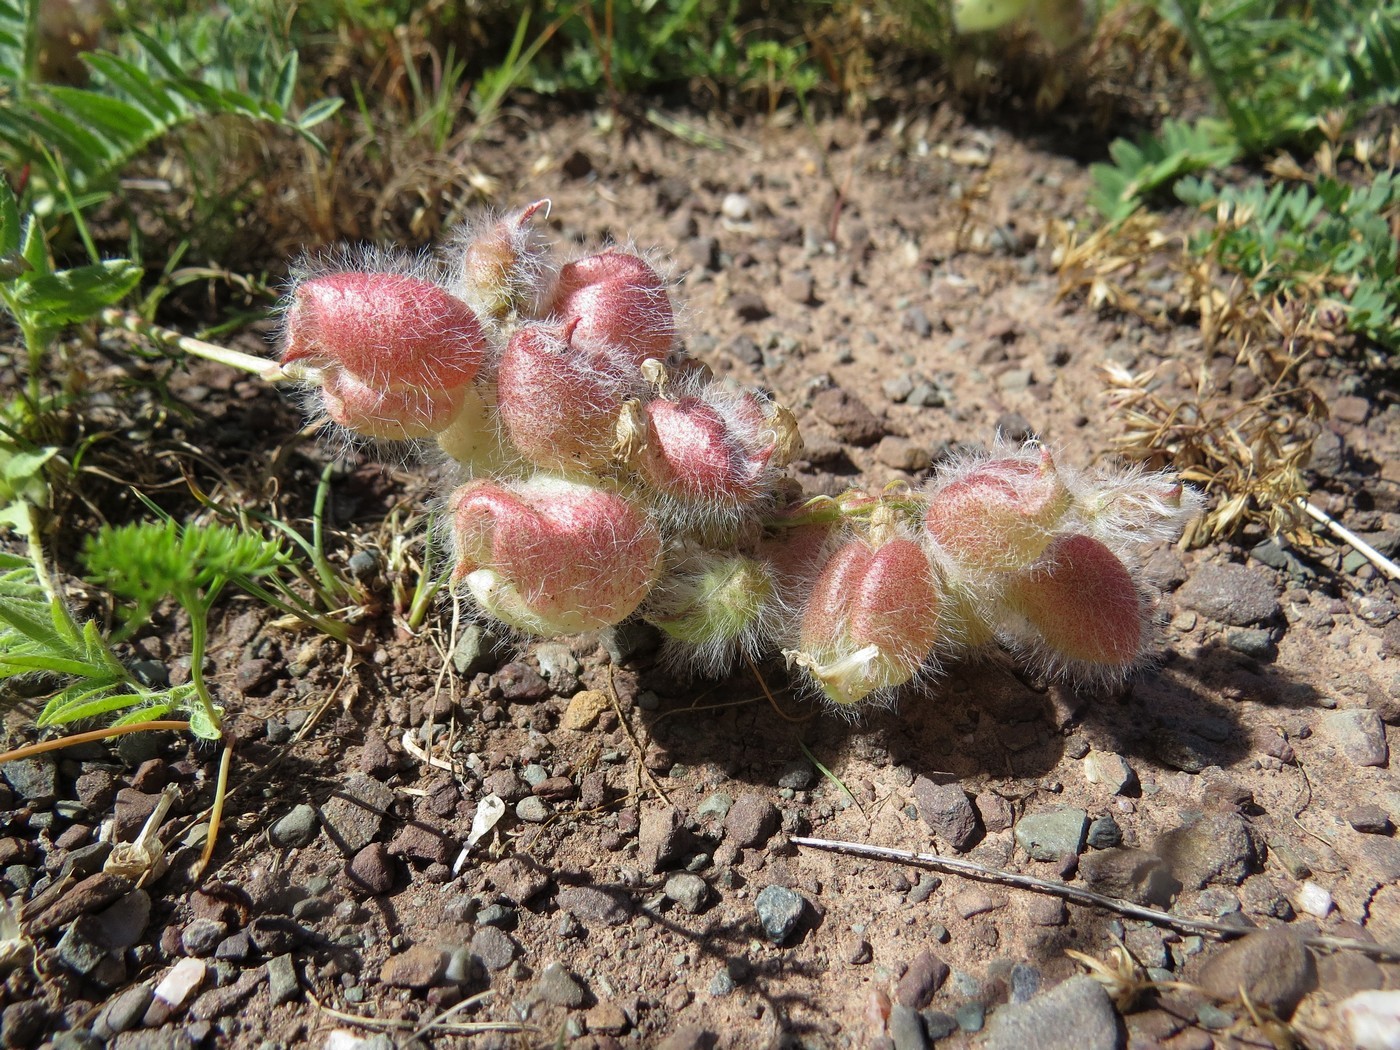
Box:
179, 587, 223, 732
99, 309, 299, 382
0, 720, 191, 764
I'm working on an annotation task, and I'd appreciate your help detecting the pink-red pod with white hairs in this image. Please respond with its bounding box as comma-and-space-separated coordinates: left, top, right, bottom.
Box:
449, 475, 662, 636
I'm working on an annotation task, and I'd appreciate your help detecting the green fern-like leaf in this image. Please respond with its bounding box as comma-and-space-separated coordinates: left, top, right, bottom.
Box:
83, 518, 287, 630
0, 551, 188, 728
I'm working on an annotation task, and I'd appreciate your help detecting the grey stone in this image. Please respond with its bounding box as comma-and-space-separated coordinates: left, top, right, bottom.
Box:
922, 1010, 957, 1040
58, 841, 112, 881
889, 1004, 930, 1050
777, 762, 814, 791
602, 620, 660, 665
754, 885, 806, 943
954, 1002, 985, 1033
319, 773, 394, 854
556, 885, 632, 927
1176, 562, 1281, 626
1226, 629, 1278, 660
1014, 809, 1088, 861
1, 757, 56, 805
475, 904, 517, 928
57, 916, 109, 975
884, 373, 916, 403
1077, 849, 1180, 907
1151, 728, 1216, 773
913, 778, 980, 852
1157, 812, 1260, 888
981, 975, 1122, 1050
94, 889, 150, 949
270, 804, 320, 848
515, 796, 551, 823
267, 954, 299, 1006
469, 926, 519, 971
663, 873, 710, 914
1198, 928, 1315, 1018
696, 792, 733, 820
1320, 709, 1389, 767
180, 918, 227, 958
97, 984, 152, 1036
1086, 816, 1123, 850
1083, 753, 1136, 795
452, 624, 501, 676
535, 962, 588, 1007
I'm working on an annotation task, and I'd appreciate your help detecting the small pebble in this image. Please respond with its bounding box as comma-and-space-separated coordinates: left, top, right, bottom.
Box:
1296, 881, 1333, 918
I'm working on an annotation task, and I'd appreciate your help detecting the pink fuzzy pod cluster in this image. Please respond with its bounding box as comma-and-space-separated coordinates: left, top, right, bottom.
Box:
279, 201, 1202, 708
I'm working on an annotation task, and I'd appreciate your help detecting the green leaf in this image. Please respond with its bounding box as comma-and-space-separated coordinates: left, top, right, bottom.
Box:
0, 174, 18, 255
9, 259, 142, 322
188, 702, 222, 740
37, 680, 140, 726
297, 97, 343, 130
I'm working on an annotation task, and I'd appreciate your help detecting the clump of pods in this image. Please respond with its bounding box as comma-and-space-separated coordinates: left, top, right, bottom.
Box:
278, 201, 1201, 707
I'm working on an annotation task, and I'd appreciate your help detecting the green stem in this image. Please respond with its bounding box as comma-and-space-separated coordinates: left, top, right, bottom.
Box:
99, 309, 298, 382
311, 462, 351, 604
179, 587, 222, 732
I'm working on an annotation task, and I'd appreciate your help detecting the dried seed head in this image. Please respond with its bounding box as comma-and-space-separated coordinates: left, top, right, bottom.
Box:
549, 250, 675, 365
449, 475, 661, 635
282, 271, 487, 390
1002, 533, 1147, 676
925, 446, 1072, 573
456, 199, 553, 322
788, 535, 942, 706
498, 320, 639, 473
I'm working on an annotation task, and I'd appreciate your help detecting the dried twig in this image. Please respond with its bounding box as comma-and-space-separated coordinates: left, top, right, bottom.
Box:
607, 666, 670, 805
1298, 498, 1400, 581
790, 836, 1400, 961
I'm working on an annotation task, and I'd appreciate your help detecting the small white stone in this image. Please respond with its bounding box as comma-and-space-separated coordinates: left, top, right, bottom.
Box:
325, 1031, 369, 1050
1341, 990, 1400, 1050
1083, 752, 1136, 795
153, 956, 206, 1008
1296, 880, 1333, 918
720, 193, 751, 221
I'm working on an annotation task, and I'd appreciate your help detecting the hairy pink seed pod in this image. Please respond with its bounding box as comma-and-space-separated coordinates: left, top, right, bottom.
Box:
282, 272, 487, 390
789, 536, 941, 706
458, 199, 552, 321
497, 320, 637, 472
620, 381, 798, 522
1072, 467, 1205, 550
449, 475, 661, 635
924, 447, 1071, 573
1003, 533, 1146, 672
549, 250, 674, 365
320, 370, 467, 440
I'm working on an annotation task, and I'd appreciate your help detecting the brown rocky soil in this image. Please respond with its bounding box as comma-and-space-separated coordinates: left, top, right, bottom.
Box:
2, 106, 1399, 1050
